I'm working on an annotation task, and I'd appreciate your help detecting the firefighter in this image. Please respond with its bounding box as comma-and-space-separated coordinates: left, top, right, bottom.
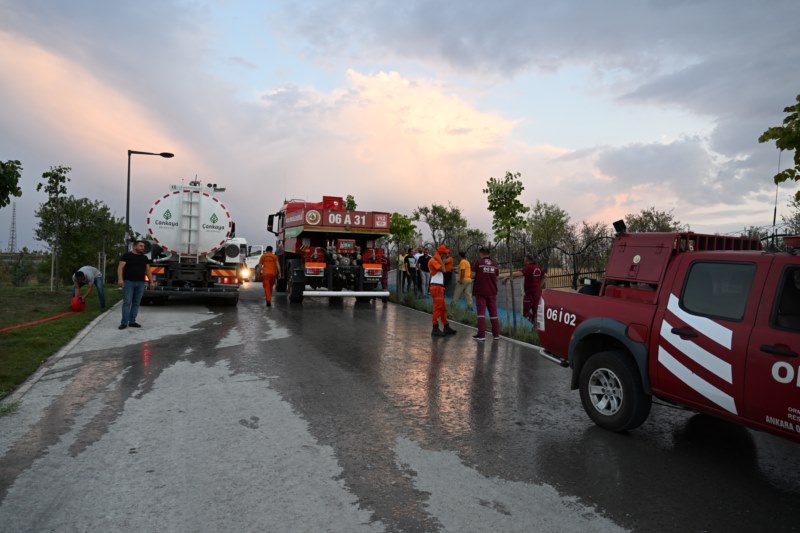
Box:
443, 252, 454, 289
471, 246, 500, 341
258, 246, 281, 307
501, 254, 545, 326
378, 250, 390, 302
429, 245, 457, 336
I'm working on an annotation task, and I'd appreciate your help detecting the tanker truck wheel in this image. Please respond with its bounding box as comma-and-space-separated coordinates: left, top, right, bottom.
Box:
288, 281, 304, 303
578, 351, 651, 432
287, 267, 304, 303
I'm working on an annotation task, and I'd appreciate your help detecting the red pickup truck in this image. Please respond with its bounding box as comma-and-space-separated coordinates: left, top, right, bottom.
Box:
536, 228, 800, 443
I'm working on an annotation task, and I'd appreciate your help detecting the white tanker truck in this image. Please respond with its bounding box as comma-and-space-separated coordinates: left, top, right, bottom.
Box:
142, 182, 243, 306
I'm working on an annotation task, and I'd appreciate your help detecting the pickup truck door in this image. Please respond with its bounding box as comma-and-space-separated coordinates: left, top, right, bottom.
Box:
746, 259, 800, 439
652, 254, 770, 420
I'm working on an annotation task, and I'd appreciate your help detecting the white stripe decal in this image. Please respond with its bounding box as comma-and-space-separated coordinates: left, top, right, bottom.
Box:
659, 320, 733, 383
658, 346, 738, 415
667, 294, 732, 349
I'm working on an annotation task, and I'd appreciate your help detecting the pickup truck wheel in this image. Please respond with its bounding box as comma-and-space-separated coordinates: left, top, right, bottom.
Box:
579, 351, 651, 432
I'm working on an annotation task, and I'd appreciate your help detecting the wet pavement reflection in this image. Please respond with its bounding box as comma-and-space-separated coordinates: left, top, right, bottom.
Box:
0, 283, 798, 532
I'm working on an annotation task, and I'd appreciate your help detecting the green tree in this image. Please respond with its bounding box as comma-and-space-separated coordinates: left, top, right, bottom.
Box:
782, 196, 800, 235
526, 200, 570, 265
36, 165, 70, 200
484, 172, 529, 242
389, 212, 418, 286
389, 212, 417, 248
452, 227, 488, 257
561, 221, 612, 289
35, 166, 71, 290
759, 94, 800, 199
344, 194, 357, 211
740, 226, 770, 240
12, 251, 33, 287
0, 159, 23, 208
624, 207, 684, 232
483, 171, 530, 331
412, 203, 468, 248
35, 195, 127, 285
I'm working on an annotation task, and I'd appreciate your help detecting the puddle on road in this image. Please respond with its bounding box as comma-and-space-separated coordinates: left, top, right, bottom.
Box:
75, 307, 219, 352
393, 437, 627, 533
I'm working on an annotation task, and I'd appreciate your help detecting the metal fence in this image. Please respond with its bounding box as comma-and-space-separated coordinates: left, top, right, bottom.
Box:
544, 269, 606, 290
494, 238, 613, 290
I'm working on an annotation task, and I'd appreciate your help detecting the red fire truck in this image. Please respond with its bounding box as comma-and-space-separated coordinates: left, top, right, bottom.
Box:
267, 196, 391, 303
537, 225, 800, 442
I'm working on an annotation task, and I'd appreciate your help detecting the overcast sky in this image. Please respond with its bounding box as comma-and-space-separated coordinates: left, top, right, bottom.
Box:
1, 0, 798, 251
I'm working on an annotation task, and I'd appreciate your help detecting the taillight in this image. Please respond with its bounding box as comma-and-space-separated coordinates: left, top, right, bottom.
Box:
363, 264, 382, 278
304, 262, 326, 277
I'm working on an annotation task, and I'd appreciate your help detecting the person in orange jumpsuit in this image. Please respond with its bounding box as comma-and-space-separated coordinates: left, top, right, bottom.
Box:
258, 246, 281, 307
428, 245, 457, 337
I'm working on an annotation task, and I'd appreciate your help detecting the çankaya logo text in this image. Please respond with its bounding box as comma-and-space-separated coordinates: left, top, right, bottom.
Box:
155, 208, 179, 227
203, 212, 226, 231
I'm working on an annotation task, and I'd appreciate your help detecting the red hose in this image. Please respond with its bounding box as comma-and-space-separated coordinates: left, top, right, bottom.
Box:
0, 311, 78, 333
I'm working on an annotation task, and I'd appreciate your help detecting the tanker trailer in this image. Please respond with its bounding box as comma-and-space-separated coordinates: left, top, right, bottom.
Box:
143, 182, 241, 306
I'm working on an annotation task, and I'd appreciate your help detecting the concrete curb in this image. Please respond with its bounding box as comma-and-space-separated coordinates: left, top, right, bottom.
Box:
2, 301, 121, 404
391, 300, 539, 350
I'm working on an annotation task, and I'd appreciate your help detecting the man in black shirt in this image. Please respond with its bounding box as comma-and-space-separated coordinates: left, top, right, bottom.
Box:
117, 239, 153, 330
418, 248, 431, 293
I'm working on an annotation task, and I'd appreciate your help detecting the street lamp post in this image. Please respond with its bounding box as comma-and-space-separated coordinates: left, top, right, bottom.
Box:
126, 149, 174, 244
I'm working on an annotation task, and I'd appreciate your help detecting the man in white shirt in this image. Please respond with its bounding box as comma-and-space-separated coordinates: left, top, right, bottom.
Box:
72, 265, 106, 309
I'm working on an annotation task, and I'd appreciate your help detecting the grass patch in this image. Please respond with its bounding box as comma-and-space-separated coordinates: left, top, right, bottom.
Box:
0, 401, 20, 417
0, 286, 121, 400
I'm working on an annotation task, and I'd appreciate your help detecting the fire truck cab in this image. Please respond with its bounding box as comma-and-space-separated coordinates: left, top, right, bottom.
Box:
267, 196, 391, 303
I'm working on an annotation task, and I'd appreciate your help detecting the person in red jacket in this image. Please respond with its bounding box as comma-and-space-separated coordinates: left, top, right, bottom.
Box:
502, 254, 545, 326
378, 251, 390, 302
429, 245, 457, 337
471, 246, 500, 341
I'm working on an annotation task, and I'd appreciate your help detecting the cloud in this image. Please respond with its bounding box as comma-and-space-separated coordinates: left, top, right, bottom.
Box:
281, 0, 798, 77
0, 32, 193, 164
279, 0, 800, 222
250, 70, 519, 219
1, 0, 798, 252
595, 137, 714, 195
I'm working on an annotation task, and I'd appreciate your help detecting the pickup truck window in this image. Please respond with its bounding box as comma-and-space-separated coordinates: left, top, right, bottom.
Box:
681, 262, 756, 320
774, 267, 800, 331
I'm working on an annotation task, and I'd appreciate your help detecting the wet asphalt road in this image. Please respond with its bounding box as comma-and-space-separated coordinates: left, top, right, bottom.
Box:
1, 283, 799, 532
